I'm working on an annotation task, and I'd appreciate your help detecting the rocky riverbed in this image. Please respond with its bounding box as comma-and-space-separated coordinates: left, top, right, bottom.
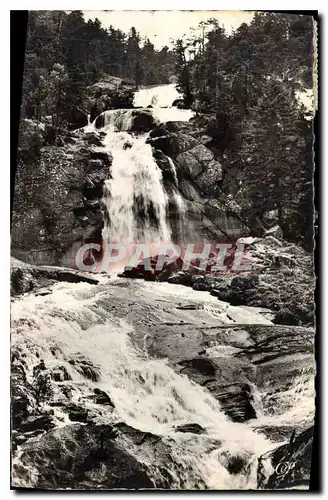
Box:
11, 262, 315, 490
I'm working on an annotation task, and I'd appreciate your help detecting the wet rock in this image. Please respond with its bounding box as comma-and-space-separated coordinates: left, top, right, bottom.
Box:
167, 271, 193, 286
175, 423, 205, 434
51, 365, 72, 382
83, 132, 103, 147
172, 98, 185, 108
130, 110, 157, 133
223, 452, 250, 475
149, 125, 170, 138
260, 426, 314, 490
90, 148, 113, 166
152, 150, 177, 185
68, 354, 101, 382
12, 133, 112, 266
18, 414, 55, 433
121, 255, 186, 283
12, 423, 154, 490
65, 404, 89, 423
209, 383, 257, 423
265, 225, 283, 240
32, 267, 99, 286
11, 267, 35, 295
91, 389, 115, 407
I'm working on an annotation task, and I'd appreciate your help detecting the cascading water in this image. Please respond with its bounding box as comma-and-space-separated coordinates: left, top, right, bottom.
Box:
89, 84, 192, 262
11, 84, 314, 490
11, 280, 274, 490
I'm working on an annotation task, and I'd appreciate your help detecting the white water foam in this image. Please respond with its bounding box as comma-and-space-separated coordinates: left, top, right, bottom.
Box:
11, 281, 274, 489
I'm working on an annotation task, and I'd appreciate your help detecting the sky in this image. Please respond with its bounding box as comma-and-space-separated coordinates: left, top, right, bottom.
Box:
83, 10, 254, 49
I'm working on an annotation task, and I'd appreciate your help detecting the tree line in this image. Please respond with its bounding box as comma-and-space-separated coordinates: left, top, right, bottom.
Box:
174, 12, 315, 249
21, 10, 176, 121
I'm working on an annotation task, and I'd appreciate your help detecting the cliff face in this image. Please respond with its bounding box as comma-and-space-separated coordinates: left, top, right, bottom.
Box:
12, 110, 250, 266
12, 121, 112, 266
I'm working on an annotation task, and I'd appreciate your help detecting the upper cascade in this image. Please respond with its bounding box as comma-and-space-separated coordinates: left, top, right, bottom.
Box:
133, 83, 194, 123
91, 84, 194, 132
133, 83, 182, 108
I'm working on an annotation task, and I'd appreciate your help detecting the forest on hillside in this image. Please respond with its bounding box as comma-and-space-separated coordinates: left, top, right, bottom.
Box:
175, 12, 315, 249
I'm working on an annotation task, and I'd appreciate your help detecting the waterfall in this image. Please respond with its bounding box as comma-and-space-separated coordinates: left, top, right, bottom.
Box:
101, 130, 171, 245
11, 281, 273, 489
88, 84, 193, 259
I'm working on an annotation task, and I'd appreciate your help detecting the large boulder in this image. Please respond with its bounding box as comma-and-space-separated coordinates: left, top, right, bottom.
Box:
130, 110, 157, 133
259, 426, 314, 490
17, 119, 45, 164
175, 144, 222, 192
11, 423, 155, 490
147, 133, 198, 159
85, 75, 135, 121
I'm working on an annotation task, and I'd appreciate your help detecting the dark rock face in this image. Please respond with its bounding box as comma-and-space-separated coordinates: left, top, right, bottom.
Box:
51, 365, 72, 382
146, 323, 314, 431
175, 423, 205, 434
65, 404, 89, 423
121, 255, 185, 282
130, 110, 157, 133
10, 259, 99, 297
172, 98, 186, 108
260, 426, 314, 490
63, 105, 89, 130
85, 75, 135, 122
175, 145, 222, 193
147, 132, 198, 158
152, 149, 177, 185
67, 354, 101, 382
149, 125, 170, 138
92, 389, 115, 407
12, 130, 111, 266
178, 358, 257, 423
12, 423, 155, 490
11, 266, 35, 295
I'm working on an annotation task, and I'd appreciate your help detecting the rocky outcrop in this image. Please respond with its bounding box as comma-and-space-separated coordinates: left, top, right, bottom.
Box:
147, 120, 250, 240
147, 132, 198, 158
12, 128, 111, 266
145, 323, 315, 434
259, 426, 314, 490
10, 259, 99, 296
85, 75, 135, 122
130, 110, 158, 133
175, 144, 222, 191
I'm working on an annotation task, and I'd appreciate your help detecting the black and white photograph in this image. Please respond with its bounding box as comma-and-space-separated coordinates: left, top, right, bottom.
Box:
10, 9, 318, 491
